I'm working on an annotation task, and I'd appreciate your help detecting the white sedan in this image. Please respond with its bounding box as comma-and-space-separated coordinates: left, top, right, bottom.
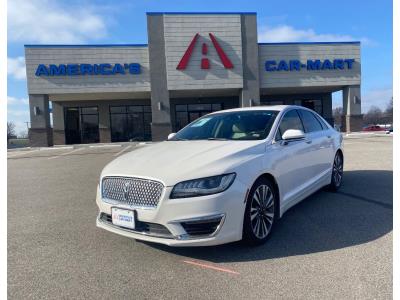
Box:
96, 105, 343, 246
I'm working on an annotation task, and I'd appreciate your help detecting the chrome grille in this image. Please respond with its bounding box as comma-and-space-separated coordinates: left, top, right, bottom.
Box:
102, 176, 164, 208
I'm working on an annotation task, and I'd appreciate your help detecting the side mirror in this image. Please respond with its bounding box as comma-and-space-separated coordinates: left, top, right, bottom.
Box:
167, 132, 176, 140
282, 129, 305, 141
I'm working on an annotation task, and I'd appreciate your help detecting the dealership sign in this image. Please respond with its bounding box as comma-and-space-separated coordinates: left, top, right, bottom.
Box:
265, 58, 355, 72
35, 63, 141, 76
176, 33, 234, 70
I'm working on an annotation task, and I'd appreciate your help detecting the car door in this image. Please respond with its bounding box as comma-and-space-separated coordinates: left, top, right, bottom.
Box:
267, 109, 316, 209
314, 112, 336, 172
297, 109, 333, 180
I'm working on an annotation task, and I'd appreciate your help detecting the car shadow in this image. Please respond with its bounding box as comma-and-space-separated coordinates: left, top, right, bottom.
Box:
145, 170, 392, 262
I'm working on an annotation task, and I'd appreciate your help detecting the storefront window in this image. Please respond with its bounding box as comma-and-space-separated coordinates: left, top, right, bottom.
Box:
110, 113, 127, 142
174, 103, 223, 131
64, 107, 99, 144
262, 98, 323, 115
212, 104, 222, 110
81, 107, 98, 115
293, 99, 322, 114
81, 114, 99, 144
262, 100, 285, 106
110, 106, 126, 113
188, 104, 212, 111
302, 100, 323, 115
110, 105, 152, 142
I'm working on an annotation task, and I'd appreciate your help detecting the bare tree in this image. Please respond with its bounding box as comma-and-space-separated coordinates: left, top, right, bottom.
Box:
19, 130, 28, 139
383, 97, 393, 124
332, 107, 343, 127
7, 121, 16, 143
363, 106, 383, 125
386, 97, 393, 113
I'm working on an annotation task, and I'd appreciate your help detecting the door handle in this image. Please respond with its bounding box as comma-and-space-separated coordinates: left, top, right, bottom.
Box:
326, 135, 331, 139
305, 139, 312, 144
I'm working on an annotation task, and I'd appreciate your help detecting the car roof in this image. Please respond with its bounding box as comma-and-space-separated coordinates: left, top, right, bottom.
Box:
208, 105, 305, 114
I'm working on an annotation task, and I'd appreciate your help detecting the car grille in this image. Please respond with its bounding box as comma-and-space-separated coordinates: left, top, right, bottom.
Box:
101, 176, 164, 208
99, 213, 173, 238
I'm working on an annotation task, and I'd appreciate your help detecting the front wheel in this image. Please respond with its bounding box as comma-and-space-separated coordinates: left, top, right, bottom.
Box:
328, 151, 343, 191
242, 178, 277, 246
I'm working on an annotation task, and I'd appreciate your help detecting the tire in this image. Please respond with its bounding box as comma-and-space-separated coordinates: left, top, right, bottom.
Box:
242, 177, 278, 246
328, 151, 344, 192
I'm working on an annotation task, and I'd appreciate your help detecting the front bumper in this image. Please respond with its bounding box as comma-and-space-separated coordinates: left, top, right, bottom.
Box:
96, 178, 248, 246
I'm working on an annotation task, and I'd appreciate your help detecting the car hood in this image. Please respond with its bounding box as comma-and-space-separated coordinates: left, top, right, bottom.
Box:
101, 140, 265, 186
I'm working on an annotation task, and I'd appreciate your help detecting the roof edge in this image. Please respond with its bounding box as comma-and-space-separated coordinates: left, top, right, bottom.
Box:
24, 44, 148, 48
258, 41, 361, 45
146, 12, 256, 15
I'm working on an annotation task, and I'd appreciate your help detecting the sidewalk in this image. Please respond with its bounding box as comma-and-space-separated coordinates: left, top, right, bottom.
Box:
344, 132, 393, 138
6, 141, 153, 152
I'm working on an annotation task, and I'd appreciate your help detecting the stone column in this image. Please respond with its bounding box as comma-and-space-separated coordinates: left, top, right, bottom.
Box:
342, 85, 363, 132
147, 14, 172, 141
239, 14, 260, 107
29, 94, 52, 147
52, 101, 65, 145
98, 102, 111, 143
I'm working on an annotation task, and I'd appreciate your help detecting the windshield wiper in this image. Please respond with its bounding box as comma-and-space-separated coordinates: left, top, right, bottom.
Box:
207, 138, 229, 141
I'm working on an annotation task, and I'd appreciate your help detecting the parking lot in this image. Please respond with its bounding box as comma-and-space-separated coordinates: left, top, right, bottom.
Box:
8, 135, 392, 299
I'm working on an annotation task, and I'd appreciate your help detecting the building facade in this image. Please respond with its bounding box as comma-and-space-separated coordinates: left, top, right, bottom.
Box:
24, 12, 362, 147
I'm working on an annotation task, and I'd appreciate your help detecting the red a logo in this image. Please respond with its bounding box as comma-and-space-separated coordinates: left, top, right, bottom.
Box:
176, 33, 234, 70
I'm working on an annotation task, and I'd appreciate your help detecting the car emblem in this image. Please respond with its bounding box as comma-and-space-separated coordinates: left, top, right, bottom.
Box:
123, 182, 130, 200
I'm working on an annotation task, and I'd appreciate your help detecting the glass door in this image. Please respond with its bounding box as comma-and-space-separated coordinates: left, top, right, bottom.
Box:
64, 107, 99, 144
65, 108, 81, 144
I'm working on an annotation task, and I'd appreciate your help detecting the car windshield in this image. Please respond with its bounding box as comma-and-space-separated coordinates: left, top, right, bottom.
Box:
170, 110, 279, 141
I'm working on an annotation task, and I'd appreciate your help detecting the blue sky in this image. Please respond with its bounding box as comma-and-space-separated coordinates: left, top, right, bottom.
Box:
7, 0, 393, 135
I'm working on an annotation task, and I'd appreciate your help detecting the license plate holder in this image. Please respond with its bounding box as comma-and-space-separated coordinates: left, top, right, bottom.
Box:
111, 207, 135, 229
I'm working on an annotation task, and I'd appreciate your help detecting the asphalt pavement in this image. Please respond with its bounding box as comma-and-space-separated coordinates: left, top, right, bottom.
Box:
7, 135, 393, 299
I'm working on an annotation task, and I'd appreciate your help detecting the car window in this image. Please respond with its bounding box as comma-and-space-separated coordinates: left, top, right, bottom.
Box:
276, 110, 304, 141
315, 114, 329, 130
298, 109, 323, 133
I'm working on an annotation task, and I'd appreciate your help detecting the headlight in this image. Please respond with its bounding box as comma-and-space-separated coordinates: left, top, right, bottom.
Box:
170, 173, 236, 199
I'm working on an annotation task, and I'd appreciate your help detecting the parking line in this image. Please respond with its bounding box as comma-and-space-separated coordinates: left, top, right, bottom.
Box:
89, 144, 122, 148
182, 260, 240, 275
40, 146, 73, 151
113, 145, 133, 157
47, 148, 84, 160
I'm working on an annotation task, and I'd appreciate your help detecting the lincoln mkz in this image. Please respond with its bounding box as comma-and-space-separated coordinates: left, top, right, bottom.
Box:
96, 105, 343, 246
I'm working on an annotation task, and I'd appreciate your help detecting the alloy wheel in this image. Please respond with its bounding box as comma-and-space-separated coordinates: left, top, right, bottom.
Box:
250, 185, 274, 239
333, 153, 343, 187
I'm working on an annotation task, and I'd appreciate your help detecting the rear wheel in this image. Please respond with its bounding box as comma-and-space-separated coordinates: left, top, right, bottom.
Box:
243, 178, 277, 246
329, 151, 343, 191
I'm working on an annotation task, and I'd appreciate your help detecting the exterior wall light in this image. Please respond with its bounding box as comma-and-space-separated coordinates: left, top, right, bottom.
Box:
33, 106, 41, 116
